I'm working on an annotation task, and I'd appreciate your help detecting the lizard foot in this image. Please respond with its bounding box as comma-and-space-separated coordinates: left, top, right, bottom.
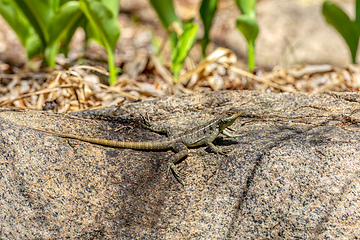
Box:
167, 162, 185, 184
217, 147, 231, 156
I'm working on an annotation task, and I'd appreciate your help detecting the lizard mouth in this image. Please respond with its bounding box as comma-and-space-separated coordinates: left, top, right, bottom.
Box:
221, 111, 241, 127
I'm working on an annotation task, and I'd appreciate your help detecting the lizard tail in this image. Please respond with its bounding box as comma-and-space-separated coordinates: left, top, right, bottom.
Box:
33, 128, 171, 150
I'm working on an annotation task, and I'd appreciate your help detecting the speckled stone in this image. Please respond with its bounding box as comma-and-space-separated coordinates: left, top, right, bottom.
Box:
0, 91, 359, 239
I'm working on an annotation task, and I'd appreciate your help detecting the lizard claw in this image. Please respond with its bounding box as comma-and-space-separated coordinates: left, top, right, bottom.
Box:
167, 162, 185, 184
218, 147, 232, 156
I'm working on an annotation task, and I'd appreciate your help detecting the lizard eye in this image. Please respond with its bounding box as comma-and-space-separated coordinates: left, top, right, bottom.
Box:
226, 112, 233, 117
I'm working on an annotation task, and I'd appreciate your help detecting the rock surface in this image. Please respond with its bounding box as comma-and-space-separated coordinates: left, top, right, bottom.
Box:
0, 90, 359, 239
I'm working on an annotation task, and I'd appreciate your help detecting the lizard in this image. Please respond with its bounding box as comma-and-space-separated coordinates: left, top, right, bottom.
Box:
30, 110, 242, 182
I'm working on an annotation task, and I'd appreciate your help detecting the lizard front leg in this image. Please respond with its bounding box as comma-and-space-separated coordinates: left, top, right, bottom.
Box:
222, 129, 243, 138
168, 142, 189, 182
206, 142, 228, 155
205, 130, 228, 155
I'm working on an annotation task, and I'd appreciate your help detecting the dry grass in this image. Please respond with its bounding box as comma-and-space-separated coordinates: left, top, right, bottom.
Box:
0, 47, 359, 113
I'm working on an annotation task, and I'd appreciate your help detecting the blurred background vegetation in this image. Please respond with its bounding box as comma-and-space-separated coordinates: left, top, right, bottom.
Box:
0, 0, 358, 112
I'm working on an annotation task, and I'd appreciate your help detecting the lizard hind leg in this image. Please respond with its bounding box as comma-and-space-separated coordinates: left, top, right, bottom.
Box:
141, 113, 170, 134
167, 143, 189, 183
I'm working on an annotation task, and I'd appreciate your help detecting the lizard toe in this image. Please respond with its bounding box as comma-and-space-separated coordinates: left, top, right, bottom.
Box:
219, 147, 232, 155
168, 163, 185, 183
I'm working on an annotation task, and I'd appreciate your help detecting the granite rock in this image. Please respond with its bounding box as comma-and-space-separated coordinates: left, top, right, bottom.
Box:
0, 91, 359, 239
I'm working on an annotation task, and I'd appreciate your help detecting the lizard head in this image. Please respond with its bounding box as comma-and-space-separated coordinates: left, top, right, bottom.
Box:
219, 110, 242, 130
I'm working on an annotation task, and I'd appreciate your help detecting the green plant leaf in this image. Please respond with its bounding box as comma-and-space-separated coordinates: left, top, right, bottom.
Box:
45, 1, 83, 66
323, 1, 360, 63
13, 0, 57, 46
48, 1, 82, 41
236, 15, 258, 71
0, 0, 42, 58
236, 15, 258, 44
234, 0, 256, 17
80, 0, 120, 49
149, 0, 181, 30
234, 0, 258, 71
171, 23, 198, 82
356, 0, 360, 26
200, 0, 218, 58
79, 0, 120, 85
58, 15, 87, 55
101, 0, 119, 19
149, 0, 182, 56
168, 31, 178, 55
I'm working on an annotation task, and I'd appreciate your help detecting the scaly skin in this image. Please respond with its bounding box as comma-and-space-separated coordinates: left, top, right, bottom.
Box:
31, 111, 242, 182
